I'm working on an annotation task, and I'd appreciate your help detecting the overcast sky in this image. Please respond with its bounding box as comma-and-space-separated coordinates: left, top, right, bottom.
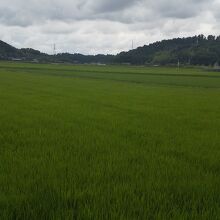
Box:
0, 0, 220, 54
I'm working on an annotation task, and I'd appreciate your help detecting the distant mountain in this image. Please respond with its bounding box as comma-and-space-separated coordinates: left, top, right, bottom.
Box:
0, 40, 114, 64
1, 35, 220, 66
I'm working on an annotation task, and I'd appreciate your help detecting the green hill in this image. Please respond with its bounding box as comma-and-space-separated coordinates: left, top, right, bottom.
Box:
0, 40, 22, 59
115, 35, 220, 66
1, 35, 220, 66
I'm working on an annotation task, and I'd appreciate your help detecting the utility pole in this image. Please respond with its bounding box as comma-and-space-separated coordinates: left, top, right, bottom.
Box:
132, 40, 134, 50
178, 59, 180, 69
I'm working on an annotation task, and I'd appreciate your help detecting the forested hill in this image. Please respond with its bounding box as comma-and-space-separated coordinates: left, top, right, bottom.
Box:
115, 35, 220, 66
1, 35, 220, 66
0, 40, 22, 58
0, 40, 49, 61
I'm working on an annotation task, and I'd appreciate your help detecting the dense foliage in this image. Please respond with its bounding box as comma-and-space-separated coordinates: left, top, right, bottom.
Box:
1, 35, 220, 66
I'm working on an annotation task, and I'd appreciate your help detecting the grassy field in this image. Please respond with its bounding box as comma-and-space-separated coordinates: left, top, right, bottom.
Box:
0, 62, 220, 219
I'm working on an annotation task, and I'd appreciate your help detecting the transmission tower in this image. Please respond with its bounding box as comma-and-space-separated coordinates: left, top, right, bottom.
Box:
53, 43, 56, 55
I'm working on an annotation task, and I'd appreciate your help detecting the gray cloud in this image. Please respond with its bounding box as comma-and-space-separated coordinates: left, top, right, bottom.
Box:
0, 0, 219, 54
93, 0, 137, 13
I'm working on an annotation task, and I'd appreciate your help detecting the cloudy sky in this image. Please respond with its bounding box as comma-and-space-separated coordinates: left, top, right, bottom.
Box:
0, 0, 220, 54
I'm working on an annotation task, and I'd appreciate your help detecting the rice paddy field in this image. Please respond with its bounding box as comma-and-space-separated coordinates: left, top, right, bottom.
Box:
0, 62, 220, 219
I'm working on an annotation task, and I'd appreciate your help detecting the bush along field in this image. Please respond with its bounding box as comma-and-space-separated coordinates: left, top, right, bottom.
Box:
0, 62, 220, 219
